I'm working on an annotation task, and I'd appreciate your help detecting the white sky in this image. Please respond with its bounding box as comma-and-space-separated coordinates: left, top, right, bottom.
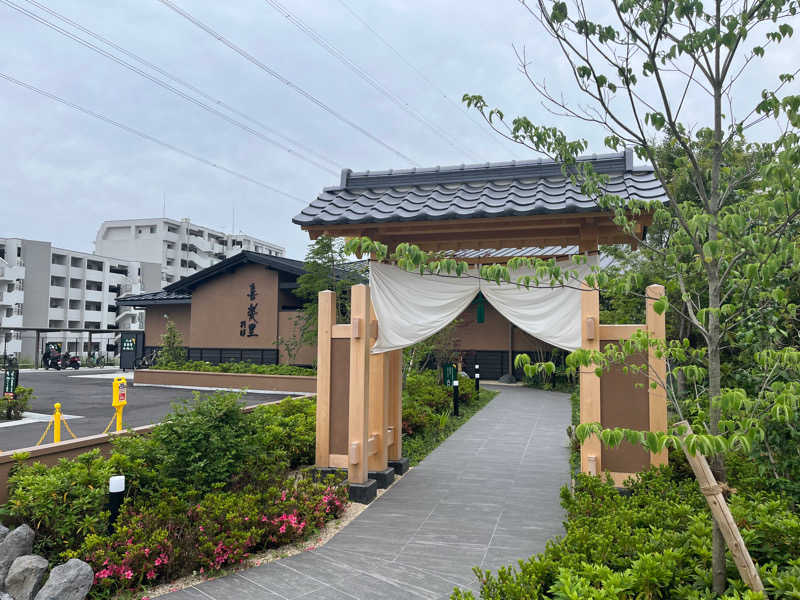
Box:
1, 1, 797, 258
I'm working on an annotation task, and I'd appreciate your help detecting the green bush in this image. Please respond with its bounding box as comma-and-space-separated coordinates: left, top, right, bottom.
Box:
0, 386, 32, 420
79, 474, 348, 595
405, 371, 451, 413
451, 466, 800, 599
154, 360, 315, 377
113, 392, 252, 495
246, 396, 316, 469
3, 450, 141, 557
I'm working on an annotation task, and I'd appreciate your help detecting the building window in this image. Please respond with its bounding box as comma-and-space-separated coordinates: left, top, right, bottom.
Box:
69, 299, 80, 309
51, 253, 66, 265
86, 260, 103, 271
50, 276, 65, 286
70, 256, 84, 268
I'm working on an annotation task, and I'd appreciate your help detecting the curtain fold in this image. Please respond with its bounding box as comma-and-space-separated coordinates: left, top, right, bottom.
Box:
368, 258, 593, 354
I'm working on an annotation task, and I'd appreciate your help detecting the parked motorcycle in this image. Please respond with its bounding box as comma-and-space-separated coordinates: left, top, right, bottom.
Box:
61, 353, 80, 370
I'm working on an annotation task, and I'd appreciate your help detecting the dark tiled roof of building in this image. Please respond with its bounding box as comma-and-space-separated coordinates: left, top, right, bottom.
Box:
116, 290, 192, 306
293, 150, 666, 227
163, 251, 309, 293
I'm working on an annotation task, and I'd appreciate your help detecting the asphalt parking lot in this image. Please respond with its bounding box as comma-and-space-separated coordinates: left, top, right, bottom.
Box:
0, 368, 290, 452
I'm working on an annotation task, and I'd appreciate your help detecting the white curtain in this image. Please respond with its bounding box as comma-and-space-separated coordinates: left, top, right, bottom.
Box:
368, 259, 593, 354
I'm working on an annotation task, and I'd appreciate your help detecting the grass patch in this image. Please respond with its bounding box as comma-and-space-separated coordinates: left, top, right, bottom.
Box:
404, 388, 498, 466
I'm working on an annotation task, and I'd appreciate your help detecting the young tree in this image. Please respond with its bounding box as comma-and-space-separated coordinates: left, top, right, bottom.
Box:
159, 319, 186, 365
294, 235, 364, 346
348, 2, 800, 592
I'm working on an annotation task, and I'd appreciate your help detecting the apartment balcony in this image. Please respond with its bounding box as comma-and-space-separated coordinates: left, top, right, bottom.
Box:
49, 285, 66, 298
48, 307, 67, 321
68, 309, 82, 321
3, 290, 23, 305
0, 314, 23, 328
84, 310, 103, 322
84, 289, 103, 302
50, 263, 67, 277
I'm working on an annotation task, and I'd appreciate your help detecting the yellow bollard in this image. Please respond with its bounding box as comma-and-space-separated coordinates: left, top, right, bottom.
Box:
112, 376, 127, 432
53, 403, 62, 443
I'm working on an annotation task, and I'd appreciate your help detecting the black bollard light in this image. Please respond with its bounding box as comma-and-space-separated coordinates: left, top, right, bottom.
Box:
108, 475, 125, 534
452, 378, 460, 417
475, 363, 480, 394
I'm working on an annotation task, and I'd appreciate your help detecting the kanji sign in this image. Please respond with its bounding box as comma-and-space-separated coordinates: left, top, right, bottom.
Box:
240, 282, 259, 337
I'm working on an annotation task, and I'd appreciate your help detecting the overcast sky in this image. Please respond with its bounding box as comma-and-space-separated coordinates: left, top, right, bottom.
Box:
1, 1, 797, 259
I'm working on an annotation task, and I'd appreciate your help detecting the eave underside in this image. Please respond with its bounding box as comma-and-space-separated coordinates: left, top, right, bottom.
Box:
302, 212, 648, 253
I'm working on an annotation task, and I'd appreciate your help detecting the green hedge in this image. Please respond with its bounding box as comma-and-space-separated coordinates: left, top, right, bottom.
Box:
452, 466, 800, 599
1, 392, 345, 598
154, 360, 315, 377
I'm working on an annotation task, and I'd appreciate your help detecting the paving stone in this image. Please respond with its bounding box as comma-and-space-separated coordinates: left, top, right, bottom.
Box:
159, 386, 570, 599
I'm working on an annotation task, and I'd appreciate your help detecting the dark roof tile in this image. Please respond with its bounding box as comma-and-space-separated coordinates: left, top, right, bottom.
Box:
294, 150, 665, 227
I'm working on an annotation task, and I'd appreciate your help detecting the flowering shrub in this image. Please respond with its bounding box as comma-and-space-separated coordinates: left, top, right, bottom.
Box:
74, 474, 347, 596
3, 392, 347, 599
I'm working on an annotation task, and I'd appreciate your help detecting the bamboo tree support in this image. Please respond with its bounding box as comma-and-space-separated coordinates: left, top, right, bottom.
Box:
676, 420, 764, 592
580, 281, 602, 474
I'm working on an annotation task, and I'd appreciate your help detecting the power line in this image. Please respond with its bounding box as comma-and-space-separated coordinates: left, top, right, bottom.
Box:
0, 70, 307, 203
20, 0, 341, 173
156, 0, 420, 166
264, 0, 481, 162
335, 0, 522, 159
2, 0, 337, 176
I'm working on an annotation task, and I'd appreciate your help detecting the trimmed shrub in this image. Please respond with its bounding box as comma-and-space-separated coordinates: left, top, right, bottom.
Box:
154, 360, 315, 377
451, 467, 800, 599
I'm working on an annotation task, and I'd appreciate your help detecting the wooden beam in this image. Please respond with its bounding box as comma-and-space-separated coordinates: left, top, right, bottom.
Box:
646, 284, 668, 468
676, 420, 764, 592
328, 453, 348, 468
387, 349, 403, 461
315, 290, 336, 468
368, 305, 389, 472
332, 324, 352, 338
580, 281, 602, 475
347, 284, 371, 484
599, 324, 644, 340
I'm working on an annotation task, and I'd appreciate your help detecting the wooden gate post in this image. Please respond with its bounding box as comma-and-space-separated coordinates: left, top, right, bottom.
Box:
347, 284, 377, 502
315, 290, 336, 468
646, 284, 668, 467
387, 349, 404, 466
367, 306, 395, 487
580, 281, 602, 475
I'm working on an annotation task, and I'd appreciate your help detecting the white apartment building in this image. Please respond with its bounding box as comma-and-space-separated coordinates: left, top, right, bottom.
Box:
95, 218, 284, 285
0, 238, 160, 363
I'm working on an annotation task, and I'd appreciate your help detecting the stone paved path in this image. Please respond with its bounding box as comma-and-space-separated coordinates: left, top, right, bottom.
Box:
162, 386, 570, 600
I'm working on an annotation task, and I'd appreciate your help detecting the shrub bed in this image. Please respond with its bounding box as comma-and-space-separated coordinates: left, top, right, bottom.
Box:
1, 392, 345, 599
153, 360, 315, 377
451, 464, 800, 599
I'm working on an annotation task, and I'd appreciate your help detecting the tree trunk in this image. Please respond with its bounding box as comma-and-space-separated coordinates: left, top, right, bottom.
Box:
708, 243, 727, 593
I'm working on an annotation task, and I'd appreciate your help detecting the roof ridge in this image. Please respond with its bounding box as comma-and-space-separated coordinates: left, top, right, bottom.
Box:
340, 150, 633, 190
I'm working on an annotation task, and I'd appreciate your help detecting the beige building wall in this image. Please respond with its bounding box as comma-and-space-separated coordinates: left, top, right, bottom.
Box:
277, 310, 316, 365
454, 302, 552, 353
145, 304, 192, 347
189, 263, 279, 348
